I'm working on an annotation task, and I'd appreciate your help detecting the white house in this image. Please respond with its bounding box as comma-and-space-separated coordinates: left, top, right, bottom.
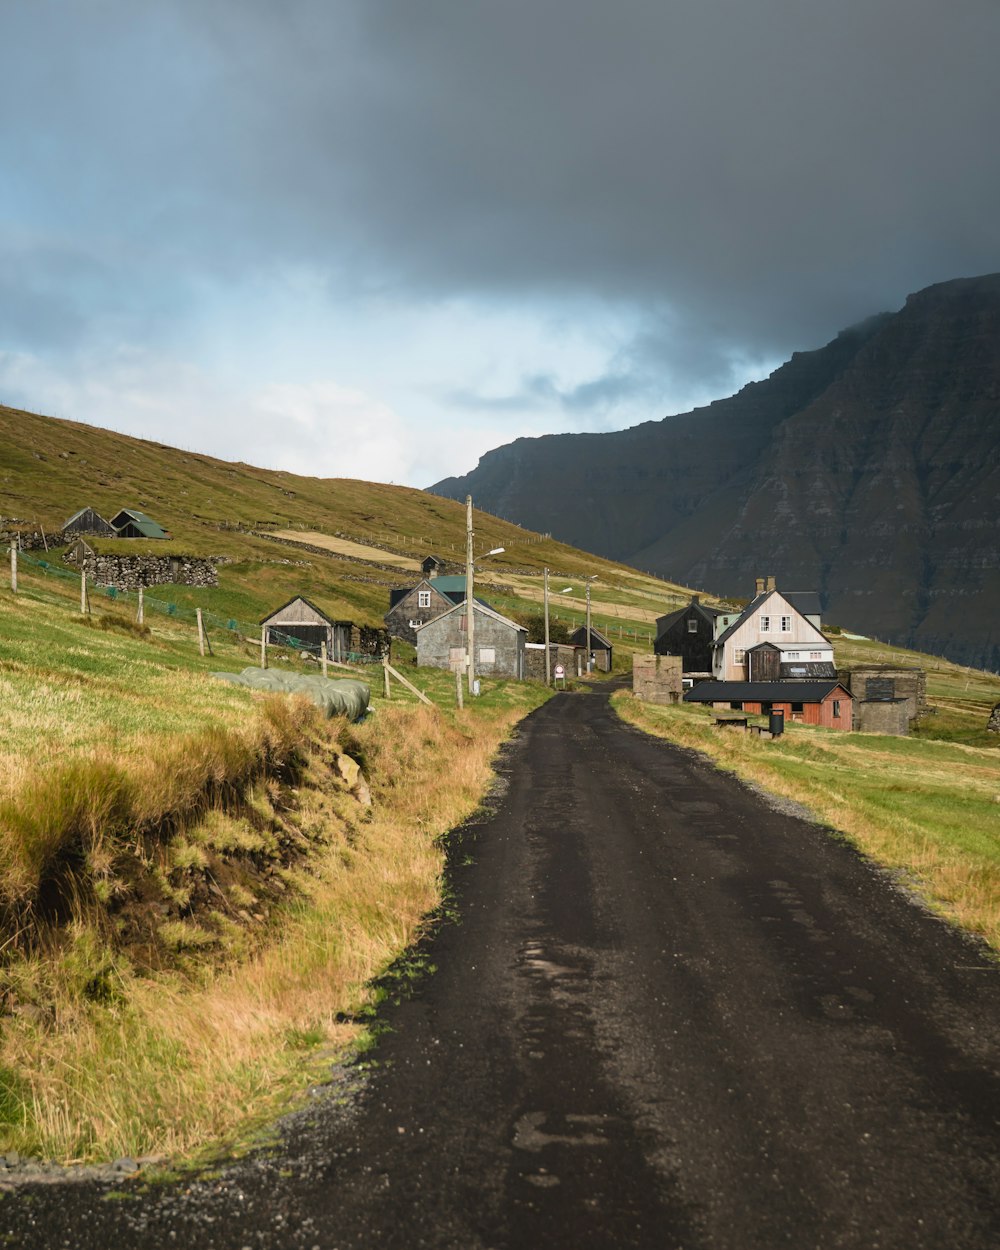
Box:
713, 578, 834, 681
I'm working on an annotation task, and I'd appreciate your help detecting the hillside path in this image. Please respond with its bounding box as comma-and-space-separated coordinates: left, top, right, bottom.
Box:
4, 683, 1000, 1248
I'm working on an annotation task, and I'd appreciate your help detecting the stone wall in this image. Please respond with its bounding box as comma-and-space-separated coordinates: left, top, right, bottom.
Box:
64, 546, 222, 589
524, 642, 584, 681
843, 666, 926, 724
856, 699, 911, 736
633, 654, 683, 704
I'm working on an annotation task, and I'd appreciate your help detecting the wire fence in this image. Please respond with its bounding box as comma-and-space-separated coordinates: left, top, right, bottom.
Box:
9, 549, 383, 664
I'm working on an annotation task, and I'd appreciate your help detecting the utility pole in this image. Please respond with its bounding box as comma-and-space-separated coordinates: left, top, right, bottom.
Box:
585, 576, 593, 673
465, 494, 475, 694
543, 566, 551, 685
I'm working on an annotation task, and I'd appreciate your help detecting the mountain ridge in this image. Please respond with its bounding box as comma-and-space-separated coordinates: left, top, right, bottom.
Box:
431, 274, 1000, 669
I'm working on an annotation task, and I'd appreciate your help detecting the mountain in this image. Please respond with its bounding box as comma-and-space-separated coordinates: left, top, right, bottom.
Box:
431, 274, 1000, 670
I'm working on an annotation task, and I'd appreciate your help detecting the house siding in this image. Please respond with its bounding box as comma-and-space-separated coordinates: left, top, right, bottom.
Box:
714, 590, 833, 680
384, 581, 457, 645
417, 604, 525, 679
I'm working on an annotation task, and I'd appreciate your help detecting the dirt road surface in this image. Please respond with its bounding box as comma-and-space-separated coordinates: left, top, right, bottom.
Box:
4, 684, 1000, 1248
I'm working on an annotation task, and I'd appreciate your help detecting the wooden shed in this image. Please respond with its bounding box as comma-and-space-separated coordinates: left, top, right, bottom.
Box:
62, 507, 117, 538
569, 625, 613, 673
261, 596, 353, 660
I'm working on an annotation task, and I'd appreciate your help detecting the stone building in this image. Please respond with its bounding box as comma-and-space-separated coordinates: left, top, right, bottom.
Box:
524, 641, 585, 681
632, 654, 684, 705
384, 577, 467, 646
415, 601, 526, 679
842, 666, 926, 729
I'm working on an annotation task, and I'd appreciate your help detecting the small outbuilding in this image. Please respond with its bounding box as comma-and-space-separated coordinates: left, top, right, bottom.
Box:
62, 507, 117, 538
416, 601, 526, 680
109, 508, 169, 539
684, 680, 853, 730
569, 625, 613, 673
842, 666, 926, 728
261, 596, 353, 660
421, 555, 444, 578
633, 654, 684, 705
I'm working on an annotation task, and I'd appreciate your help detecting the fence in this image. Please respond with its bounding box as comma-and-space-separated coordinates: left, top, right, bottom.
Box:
7, 548, 384, 664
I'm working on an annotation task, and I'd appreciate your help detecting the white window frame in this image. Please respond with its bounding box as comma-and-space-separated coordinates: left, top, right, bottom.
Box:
687, 618, 698, 633
786, 651, 800, 660
733, 649, 746, 665
810, 651, 822, 660
780, 615, 792, 632
417, 590, 432, 608
759, 615, 770, 633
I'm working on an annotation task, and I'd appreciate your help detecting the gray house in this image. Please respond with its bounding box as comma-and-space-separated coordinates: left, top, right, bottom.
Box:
415, 601, 526, 679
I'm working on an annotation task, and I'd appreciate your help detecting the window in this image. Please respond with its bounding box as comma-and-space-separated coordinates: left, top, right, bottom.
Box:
791, 702, 804, 714
733, 649, 746, 664
759, 615, 771, 632
479, 647, 496, 664
786, 651, 800, 660
687, 619, 698, 633
833, 700, 841, 718
780, 616, 792, 632
810, 651, 822, 660
730, 701, 743, 710
417, 590, 432, 608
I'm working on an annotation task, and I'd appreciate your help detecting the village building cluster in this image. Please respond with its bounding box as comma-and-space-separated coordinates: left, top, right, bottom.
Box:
650, 575, 925, 735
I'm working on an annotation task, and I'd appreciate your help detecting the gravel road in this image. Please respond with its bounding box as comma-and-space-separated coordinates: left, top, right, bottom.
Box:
3, 683, 999, 1248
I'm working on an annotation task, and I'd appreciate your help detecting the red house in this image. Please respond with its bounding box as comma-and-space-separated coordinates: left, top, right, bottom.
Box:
683, 680, 853, 730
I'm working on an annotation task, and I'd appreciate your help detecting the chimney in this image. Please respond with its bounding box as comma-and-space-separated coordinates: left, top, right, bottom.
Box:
755, 577, 766, 595
766, 575, 776, 592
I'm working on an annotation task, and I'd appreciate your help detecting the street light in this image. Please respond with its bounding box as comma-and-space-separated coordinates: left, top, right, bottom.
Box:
584, 575, 598, 673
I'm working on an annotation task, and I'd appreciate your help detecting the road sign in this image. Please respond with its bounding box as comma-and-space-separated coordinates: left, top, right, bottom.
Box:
554, 664, 565, 678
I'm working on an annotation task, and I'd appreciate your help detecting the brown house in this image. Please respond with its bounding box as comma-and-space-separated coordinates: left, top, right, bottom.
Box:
384, 576, 470, 646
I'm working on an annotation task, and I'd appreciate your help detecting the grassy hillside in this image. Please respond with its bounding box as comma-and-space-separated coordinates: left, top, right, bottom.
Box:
0, 402, 702, 644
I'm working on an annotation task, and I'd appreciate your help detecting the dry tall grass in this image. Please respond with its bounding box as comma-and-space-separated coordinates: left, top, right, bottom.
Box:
0, 699, 526, 1162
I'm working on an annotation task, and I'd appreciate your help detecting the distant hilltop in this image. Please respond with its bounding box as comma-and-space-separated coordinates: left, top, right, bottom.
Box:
431, 274, 1000, 671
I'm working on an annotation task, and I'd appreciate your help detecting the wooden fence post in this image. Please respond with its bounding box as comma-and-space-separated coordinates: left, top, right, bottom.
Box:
80, 570, 89, 615
455, 666, 464, 709
383, 661, 391, 699
321, 640, 328, 678
9, 547, 16, 594
137, 586, 144, 626
196, 608, 206, 657
260, 626, 268, 669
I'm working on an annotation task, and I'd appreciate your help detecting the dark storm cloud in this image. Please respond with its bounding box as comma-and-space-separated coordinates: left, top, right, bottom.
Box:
2, 0, 999, 400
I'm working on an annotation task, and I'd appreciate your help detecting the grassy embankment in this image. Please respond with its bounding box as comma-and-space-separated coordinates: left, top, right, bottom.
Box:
615, 632, 1000, 951
0, 568, 548, 1164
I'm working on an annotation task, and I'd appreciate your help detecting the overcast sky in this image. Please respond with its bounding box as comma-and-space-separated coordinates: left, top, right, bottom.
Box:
2, 0, 998, 487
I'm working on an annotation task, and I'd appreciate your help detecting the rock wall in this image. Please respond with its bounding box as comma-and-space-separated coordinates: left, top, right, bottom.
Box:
64, 546, 222, 589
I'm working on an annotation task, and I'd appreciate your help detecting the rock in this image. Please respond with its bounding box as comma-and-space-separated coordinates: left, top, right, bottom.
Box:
335, 753, 361, 789
987, 703, 1000, 733
113, 1157, 140, 1174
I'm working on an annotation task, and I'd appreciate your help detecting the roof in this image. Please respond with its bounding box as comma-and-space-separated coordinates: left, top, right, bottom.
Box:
428, 575, 470, 594
780, 662, 838, 679
684, 680, 851, 704
784, 591, 822, 618
259, 595, 335, 626
655, 598, 724, 633
111, 508, 169, 539
714, 589, 829, 648
569, 625, 612, 648
413, 599, 526, 634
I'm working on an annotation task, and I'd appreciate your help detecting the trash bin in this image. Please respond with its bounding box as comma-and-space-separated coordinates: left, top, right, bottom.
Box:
768, 709, 785, 736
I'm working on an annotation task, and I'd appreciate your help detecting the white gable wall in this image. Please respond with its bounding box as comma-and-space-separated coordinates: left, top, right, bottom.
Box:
713, 591, 833, 680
